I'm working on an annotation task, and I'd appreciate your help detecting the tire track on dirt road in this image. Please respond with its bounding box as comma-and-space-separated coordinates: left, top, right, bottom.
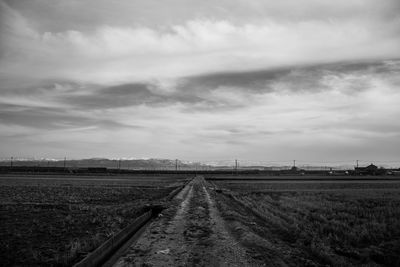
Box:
202, 183, 260, 266
113, 176, 260, 266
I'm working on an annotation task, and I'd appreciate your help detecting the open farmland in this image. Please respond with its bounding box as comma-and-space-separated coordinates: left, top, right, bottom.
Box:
210, 176, 400, 266
0, 174, 189, 266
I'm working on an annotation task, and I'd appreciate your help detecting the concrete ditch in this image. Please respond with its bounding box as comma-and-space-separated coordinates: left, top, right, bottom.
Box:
73, 178, 193, 267
73, 210, 153, 267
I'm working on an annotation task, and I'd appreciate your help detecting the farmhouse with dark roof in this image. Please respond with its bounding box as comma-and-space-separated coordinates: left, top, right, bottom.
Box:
354, 164, 378, 175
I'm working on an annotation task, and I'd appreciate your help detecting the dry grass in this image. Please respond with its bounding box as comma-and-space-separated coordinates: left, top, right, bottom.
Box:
215, 180, 400, 266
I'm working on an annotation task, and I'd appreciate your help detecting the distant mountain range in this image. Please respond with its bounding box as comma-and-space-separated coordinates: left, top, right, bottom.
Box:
0, 158, 209, 170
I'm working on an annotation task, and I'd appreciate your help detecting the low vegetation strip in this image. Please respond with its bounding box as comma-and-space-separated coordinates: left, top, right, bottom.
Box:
206, 176, 400, 181
214, 180, 400, 266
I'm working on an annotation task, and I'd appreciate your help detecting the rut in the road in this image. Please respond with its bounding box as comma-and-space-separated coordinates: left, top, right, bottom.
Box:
113, 177, 258, 267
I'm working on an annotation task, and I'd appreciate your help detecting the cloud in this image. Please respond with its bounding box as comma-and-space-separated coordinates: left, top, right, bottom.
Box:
1, 1, 400, 85
59, 83, 207, 110
2, 59, 398, 112
4, 0, 400, 32
178, 60, 400, 101
1, 0, 400, 162
0, 103, 141, 131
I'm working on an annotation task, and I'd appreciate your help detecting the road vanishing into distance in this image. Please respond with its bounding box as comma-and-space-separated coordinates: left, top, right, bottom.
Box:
113, 176, 260, 267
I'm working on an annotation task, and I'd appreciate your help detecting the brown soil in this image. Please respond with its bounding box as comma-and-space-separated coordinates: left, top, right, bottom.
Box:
0, 179, 178, 266
114, 176, 262, 266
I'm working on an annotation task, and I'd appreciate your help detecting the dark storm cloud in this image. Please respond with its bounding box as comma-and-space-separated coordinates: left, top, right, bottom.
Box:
50, 70, 295, 111
62, 60, 389, 113
60, 83, 207, 110
212, 127, 302, 137
0, 80, 83, 97
177, 60, 400, 95
2, 59, 396, 115
0, 103, 140, 130
178, 68, 291, 93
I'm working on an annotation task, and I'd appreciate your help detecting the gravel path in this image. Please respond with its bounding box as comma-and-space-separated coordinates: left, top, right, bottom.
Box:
113, 176, 259, 266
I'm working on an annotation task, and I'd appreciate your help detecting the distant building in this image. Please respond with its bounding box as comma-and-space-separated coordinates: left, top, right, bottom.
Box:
355, 164, 378, 175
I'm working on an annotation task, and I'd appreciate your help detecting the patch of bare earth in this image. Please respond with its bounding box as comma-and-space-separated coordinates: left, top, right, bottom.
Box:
114, 177, 260, 266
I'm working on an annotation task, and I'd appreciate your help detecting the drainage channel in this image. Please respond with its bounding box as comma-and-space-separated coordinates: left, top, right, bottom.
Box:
73, 177, 193, 267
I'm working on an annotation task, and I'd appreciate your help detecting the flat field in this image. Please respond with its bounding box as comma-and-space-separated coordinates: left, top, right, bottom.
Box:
0, 174, 188, 266
211, 176, 400, 266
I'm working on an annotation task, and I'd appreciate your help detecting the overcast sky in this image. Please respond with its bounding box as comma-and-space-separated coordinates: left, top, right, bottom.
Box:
1, 0, 400, 165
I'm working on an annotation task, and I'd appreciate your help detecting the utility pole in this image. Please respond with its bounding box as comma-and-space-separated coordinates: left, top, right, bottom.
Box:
175, 159, 178, 172
293, 160, 296, 168
356, 160, 359, 168
235, 159, 238, 175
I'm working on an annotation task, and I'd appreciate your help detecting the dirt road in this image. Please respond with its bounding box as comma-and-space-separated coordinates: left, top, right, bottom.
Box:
113, 176, 260, 266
